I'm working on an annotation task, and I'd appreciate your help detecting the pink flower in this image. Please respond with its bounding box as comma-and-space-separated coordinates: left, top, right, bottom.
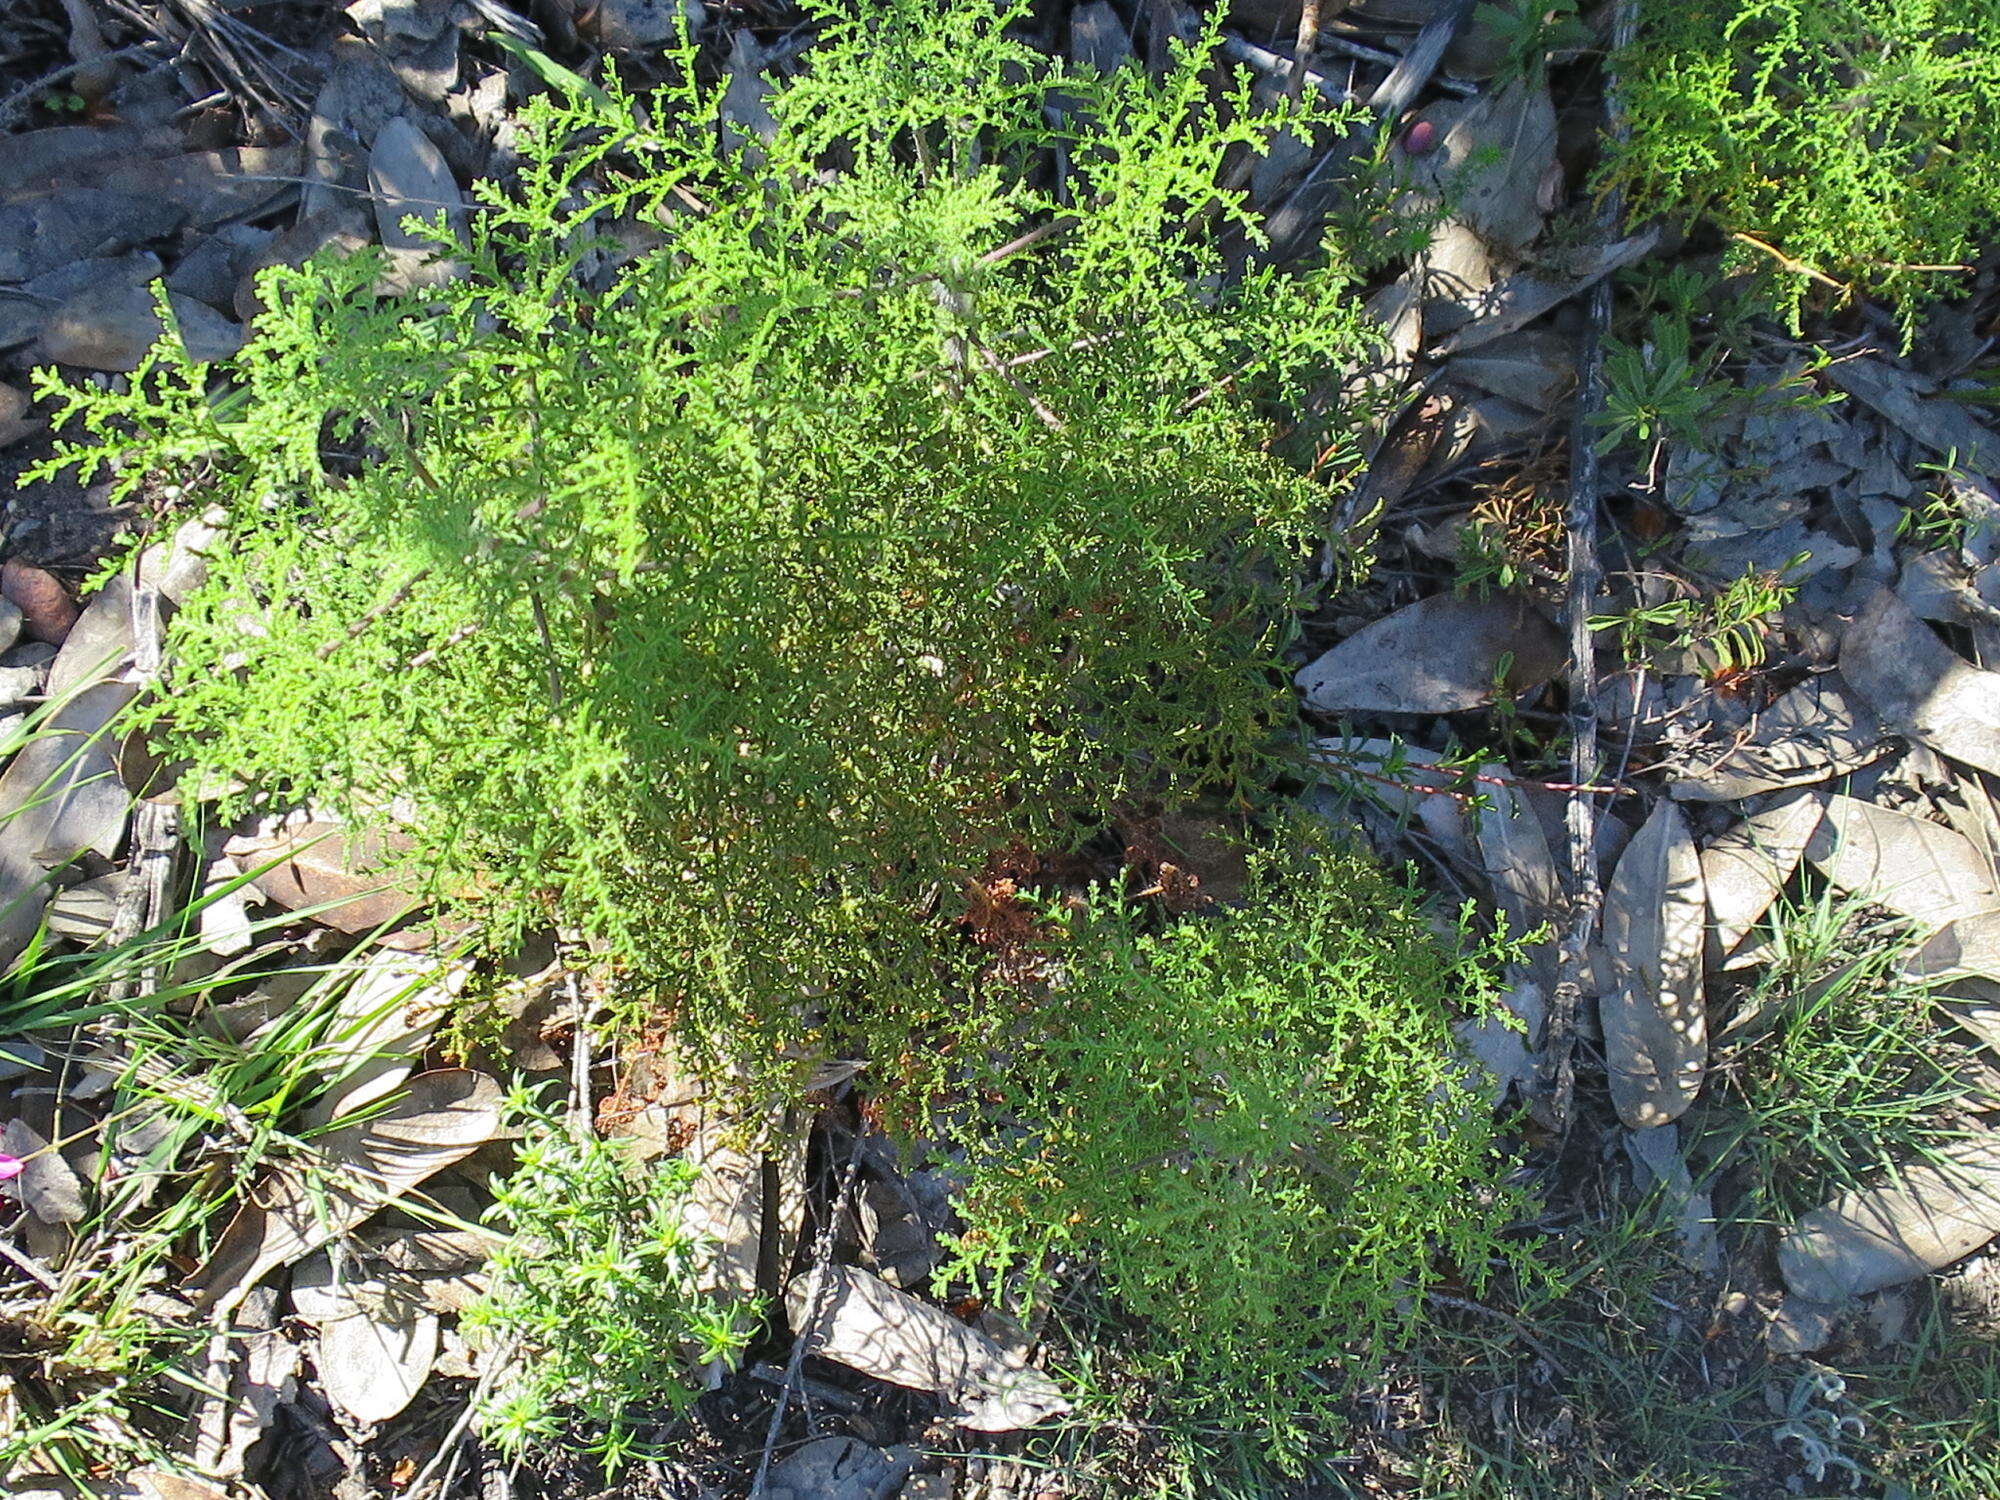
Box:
0, 1153, 23, 1181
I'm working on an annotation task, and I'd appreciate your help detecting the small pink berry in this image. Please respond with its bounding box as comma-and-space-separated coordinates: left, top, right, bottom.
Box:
1403, 119, 1437, 155
0, 1153, 23, 1182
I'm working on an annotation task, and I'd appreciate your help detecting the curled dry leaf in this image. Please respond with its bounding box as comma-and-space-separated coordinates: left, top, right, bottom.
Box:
185, 1069, 502, 1315
1472, 763, 1561, 959
1844, 587, 2000, 778
300, 947, 471, 1131
1297, 593, 1563, 715
1779, 1136, 2000, 1303
788, 1265, 1068, 1432
1804, 794, 2000, 928
222, 819, 429, 935
1600, 799, 1707, 1128
1701, 791, 1825, 965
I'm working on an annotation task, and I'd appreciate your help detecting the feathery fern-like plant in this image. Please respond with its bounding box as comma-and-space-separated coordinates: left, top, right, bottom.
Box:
27, 0, 1381, 1070
1607, 0, 2000, 331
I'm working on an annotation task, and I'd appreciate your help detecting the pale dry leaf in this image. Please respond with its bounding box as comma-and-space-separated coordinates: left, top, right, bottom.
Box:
1907, 910, 2000, 984
1666, 674, 1885, 802
301, 947, 470, 1130
1600, 799, 1708, 1127
788, 1265, 1068, 1431
0, 679, 135, 868
1804, 794, 2000, 927
292, 1248, 440, 1424
1779, 1136, 2000, 1302
0, 1116, 85, 1224
1297, 593, 1563, 715
367, 117, 465, 293
1472, 763, 1561, 957
1625, 1124, 1721, 1272
678, 1109, 806, 1314
1844, 587, 2000, 778
222, 819, 428, 934
1410, 79, 1557, 256
1823, 355, 2000, 476
1701, 791, 1826, 963
186, 1068, 502, 1314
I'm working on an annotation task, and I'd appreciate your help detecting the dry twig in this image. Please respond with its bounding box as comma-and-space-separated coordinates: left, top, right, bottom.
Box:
1536, 0, 1640, 1132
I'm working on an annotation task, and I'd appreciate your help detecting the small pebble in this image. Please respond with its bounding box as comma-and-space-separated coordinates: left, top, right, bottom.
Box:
0, 560, 79, 645
1403, 118, 1437, 155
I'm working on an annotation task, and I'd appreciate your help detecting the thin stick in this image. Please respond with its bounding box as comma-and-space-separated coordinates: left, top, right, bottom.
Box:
1287, 2, 1323, 100
407, 1335, 518, 1499
1730, 231, 1847, 295
1536, 0, 1638, 1131
976, 343, 1067, 432
748, 1142, 864, 1499
1219, 35, 1360, 107
977, 216, 1077, 267
0, 1237, 60, 1292
316, 571, 432, 660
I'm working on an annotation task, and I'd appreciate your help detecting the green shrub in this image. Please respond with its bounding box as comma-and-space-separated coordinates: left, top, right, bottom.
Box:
29, 0, 1377, 1070
462, 1086, 753, 1471
1607, 0, 2000, 330
940, 840, 1526, 1466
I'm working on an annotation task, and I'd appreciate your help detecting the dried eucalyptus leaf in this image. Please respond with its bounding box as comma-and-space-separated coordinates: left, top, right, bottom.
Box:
1600, 800, 1707, 1127
1779, 1136, 2000, 1302
1702, 791, 1826, 961
788, 1266, 1068, 1432
302, 947, 469, 1130
0, 679, 135, 866
0, 1116, 86, 1224
1667, 675, 1885, 801
1297, 593, 1563, 715
292, 1249, 439, 1424
1844, 587, 2000, 777
1804, 795, 2000, 927
1472, 764, 1561, 954
186, 1069, 501, 1314
679, 1110, 805, 1312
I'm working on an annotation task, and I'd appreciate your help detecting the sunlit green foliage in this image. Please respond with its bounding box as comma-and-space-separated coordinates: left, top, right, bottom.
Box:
1609, 0, 2000, 330
463, 1086, 752, 1472
941, 840, 1526, 1467
29, 1, 1379, 1073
